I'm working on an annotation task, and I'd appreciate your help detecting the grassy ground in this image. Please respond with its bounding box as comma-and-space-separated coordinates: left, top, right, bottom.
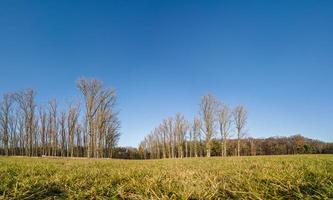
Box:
0, 155, 332, 199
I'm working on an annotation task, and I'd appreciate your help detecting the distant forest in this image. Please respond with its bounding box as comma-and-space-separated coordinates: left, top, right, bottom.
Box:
0, 78, 332, 159
115, 135, 333, 160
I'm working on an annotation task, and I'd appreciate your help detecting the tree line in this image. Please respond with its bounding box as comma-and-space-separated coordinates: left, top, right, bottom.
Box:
113, 135, 333, 160
2, 82, 332, 160
0, 78, 120, 158
138, 94, 248, 159
138, 94, 333, 159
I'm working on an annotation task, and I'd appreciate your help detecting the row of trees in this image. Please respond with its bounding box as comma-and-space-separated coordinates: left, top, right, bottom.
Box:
0, 78, 120, 158
139, 94, 249, 159
121, 135, 332, 160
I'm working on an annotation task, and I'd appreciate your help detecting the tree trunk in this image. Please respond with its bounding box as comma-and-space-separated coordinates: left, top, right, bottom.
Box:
206, 141, 211, 157
237, 139, 240, 156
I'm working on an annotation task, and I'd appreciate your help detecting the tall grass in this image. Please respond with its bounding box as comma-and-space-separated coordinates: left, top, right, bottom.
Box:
0, 155, 332, 199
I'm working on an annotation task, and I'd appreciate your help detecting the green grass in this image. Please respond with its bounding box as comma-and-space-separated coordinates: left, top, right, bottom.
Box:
0, 155, 332, 199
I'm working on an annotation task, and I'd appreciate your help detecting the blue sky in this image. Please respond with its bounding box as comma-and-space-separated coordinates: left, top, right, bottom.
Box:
0, 0, 332, 146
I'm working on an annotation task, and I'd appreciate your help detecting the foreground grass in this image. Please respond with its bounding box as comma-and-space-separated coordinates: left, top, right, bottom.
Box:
0, 155, 332, 199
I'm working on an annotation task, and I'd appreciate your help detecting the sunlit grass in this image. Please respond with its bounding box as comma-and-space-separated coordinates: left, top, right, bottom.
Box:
0, 155, 332, 199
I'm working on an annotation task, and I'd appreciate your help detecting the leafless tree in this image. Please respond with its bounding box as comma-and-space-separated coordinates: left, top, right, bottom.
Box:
139, 138, 148, 159
249, 137, 256, 156
14, 89, 36, 156
16, 110, 25, 155
233, 105, 247, 156
59, 111, 67, 157
166, 118, 174, 158
39, 105, 47, 156
0, 93, 13, 156
218, 104, 232, 157
161, 117, 174, 158
67, 103, 79, 157
160, 122, 167, 159
175, 113, 186, 158
76, 124, 83, 157
9, 109, 18, 155
192, 117, 201, 157
199, 94, 218, 157
189, 128, 193, 157
97, 89, 119, 158
106, 114, 121, 158
48, 99, 58, 157
77, 78, 101, 157
77, 77, 119, 158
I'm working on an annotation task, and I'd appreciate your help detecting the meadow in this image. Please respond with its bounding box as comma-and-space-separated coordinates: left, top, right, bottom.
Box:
0, 155, 332, 199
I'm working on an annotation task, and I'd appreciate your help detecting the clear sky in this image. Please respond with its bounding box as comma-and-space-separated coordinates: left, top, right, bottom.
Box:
0, 0, 332, 147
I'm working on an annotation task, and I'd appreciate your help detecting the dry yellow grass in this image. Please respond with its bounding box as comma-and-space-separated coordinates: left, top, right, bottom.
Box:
0, 155, 332, 199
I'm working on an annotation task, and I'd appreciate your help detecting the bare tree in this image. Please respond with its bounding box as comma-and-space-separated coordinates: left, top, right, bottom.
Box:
16, 110, 25, 156
233, 105, 247, 156
9, 109, 18, 155
166, 118, 174, 158
77, 78, 100, 157
160, 122, 167, 159
39, 105, 47, 156
182, 121, 189, 158
139, 139, 148, 159
97, 88, 119, 158
163, 117, 173, 158
14, 89, 36, 157
218, 104, 232, 157
189, 128, 193, 157
76, 124, 83, 157
153, 128, 161, 159
48, 99, 58, 157
199, 94, 218, 157
249, 137, 256, 156
77, 78, 119, 158
175, 113, 187, 158
0, 93, 13, 156
67, 103, 79, 157
192, 117, 201, 157
59, 111, 67, 157
105, 113, 121, 158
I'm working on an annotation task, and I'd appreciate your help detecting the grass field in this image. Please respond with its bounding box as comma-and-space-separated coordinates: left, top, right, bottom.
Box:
0, 155, 332, 199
